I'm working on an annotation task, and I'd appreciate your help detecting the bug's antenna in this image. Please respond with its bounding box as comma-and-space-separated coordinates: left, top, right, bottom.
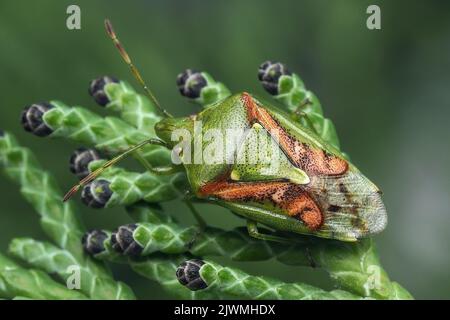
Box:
104, 19, 173, 118
63, 138, 167, 202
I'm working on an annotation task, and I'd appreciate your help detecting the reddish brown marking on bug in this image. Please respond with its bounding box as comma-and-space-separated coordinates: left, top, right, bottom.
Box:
282, 186, 323, 230
199, 178, 324, 230
242, 92, 259, 121
241, 93, 348, 176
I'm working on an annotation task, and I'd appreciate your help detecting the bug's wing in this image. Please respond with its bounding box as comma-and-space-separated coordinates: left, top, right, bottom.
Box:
306, 170, 387, 241
246, 96, 387, 240
230, 123, 310, 185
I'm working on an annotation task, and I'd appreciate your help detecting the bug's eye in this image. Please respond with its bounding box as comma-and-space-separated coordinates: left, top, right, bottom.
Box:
69, 148, 102, 180
81, 179, 112, 209
82, 229, 108, 255
21, 102, 54, 137
258, 61, 291, 95
176, 259, 208, 291
88, 75, 119, 106
110, 224, 143, 256
176, 69, 207, 99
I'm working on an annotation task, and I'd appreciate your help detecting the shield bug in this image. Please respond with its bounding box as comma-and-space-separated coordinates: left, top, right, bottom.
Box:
64, 20, 387, 242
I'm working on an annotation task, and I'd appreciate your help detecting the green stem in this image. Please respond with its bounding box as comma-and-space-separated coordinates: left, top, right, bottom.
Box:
199, 259, 359, 300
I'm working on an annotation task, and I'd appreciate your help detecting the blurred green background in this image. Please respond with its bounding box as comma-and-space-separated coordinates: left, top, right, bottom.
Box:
0, 0, 449, 299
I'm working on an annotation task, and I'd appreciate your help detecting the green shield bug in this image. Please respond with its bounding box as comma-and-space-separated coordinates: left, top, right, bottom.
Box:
64, 20, 387, 242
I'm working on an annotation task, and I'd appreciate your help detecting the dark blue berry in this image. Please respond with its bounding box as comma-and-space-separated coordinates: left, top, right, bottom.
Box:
81, 179, 112, 208
89, 76, 119, 106
69, 148, 102, 180
21, 102, 54, 137
176, 259, 207, 291
110, 224, 143, 256
176, 69, 207, 99
82, 229, 108, 255
258, 61, 291, 95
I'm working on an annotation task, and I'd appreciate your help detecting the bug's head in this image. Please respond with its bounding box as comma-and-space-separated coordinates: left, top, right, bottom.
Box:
154, 116, 195, 149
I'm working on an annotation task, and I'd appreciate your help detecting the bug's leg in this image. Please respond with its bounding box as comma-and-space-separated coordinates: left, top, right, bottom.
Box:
183, 198, 207, 230
133, 150, 180, 175
63, 138, 173, 201
177, 190, 206, 248
246, 220, 290, 243
257, 61, 341, 150
305, 247, 317, 268
291, 99, 318, 132
177, 69, 231, 108
69, 148, 187, 209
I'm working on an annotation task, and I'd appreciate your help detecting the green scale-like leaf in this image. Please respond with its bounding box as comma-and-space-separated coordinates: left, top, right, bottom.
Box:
43, 101, 171, 166
88, 160, 188, 207
0, 253, 87, 299
199, 260, 360, 300
197, 72, 231, 106
89, 202, 411, 300
0, 133, 83, 257
8, 238, 133, 300
0, 132, 135, 299
130, 254, 222, 299
133, 223, 198, 255
104, 81, 163, 133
